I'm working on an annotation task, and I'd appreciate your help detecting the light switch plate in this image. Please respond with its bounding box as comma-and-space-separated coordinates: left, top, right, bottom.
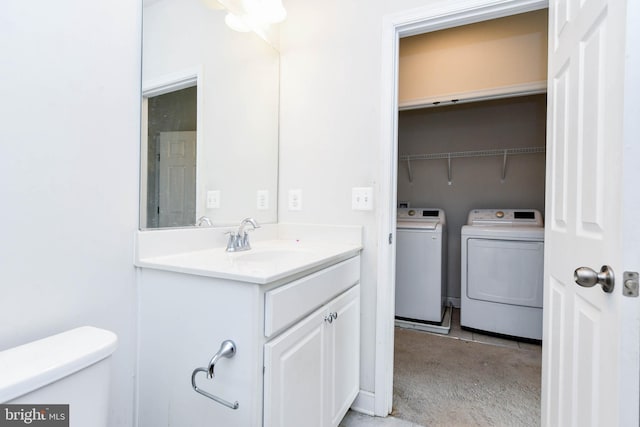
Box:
352, 187, 373, 211
288, 189, 302, 211
206, 190, 221, 209
257, 190, 269, 210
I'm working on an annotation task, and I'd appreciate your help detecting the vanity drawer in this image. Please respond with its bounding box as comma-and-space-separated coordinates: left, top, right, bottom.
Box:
264, 256, 360, 338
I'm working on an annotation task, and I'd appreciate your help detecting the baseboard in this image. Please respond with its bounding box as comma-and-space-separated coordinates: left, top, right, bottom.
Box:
350, 390, 375, 416
446, 297, 461, 308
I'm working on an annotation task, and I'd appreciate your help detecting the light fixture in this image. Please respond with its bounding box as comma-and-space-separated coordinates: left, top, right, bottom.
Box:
201, 0, 225, 9
224, 12, 251, 32
217, 0, 287, 34
242, 0, 287, 24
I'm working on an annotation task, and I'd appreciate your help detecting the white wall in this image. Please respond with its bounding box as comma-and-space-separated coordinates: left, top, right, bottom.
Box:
0, 1, 140, 425
278, 0, 441, 394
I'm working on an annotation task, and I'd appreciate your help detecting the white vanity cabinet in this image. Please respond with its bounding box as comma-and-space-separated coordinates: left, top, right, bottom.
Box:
263, 285, 360, 427
136, 253, 360, 427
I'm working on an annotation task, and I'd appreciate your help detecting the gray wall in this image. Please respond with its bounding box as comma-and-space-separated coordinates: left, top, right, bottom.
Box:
397, 94, 547, 302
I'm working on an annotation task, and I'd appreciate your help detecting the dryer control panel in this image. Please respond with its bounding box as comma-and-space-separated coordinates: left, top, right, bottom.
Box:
467, 209, 543, 226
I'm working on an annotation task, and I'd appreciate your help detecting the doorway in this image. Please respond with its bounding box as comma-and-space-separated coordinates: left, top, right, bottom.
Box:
140, 70, 202, 229
374, 0, 550, 418
392, 11, 547, 426
145, 86, 197, 228
376, 0, 639, 424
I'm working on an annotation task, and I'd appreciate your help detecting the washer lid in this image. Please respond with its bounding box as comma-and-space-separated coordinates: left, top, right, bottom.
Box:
397, 221, 439, 230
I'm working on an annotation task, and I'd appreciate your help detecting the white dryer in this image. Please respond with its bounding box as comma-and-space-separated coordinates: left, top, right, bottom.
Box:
461, 209, 544, 340
396, 208, 447, 323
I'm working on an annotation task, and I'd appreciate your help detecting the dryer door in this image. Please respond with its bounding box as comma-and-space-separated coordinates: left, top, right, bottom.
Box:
467, 238, 544, 308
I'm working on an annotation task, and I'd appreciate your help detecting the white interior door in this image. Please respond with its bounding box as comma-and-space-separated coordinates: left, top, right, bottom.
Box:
158, 131, 196, 227
543, 0, 638, 425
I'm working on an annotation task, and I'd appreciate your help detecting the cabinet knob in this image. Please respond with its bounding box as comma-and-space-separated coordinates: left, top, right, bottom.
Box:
324, 312, 338, 324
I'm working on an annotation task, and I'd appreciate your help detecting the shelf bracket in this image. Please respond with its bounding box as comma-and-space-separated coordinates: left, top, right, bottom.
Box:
501, 149, 508, 183
407, 158, 413, 183
447, 153, 452, 185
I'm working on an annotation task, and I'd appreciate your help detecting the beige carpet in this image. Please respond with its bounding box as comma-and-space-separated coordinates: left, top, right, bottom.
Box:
393, 328, 541, 427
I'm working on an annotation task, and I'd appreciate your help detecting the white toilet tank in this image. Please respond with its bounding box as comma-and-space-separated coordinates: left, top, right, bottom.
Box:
0, 326, 118, 427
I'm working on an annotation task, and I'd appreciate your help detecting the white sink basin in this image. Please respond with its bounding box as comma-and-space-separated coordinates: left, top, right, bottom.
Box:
231, 249, 312, 264
136, 239, 362, 284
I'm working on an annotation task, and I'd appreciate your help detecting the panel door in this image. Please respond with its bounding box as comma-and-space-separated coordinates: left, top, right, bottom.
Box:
543, 0, 638, 425
264, 307, 326, 427
327, 285, 361, 427
158, 131, 196, 227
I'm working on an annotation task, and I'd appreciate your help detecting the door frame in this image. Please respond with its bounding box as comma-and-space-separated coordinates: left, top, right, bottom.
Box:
140, 67, 203, 228
376, 0, 640, 419
619, 1, 640, 424
375, 0, 549, 416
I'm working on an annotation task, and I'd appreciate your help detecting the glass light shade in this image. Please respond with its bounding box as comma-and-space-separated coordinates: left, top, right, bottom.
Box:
201, 0, 225, 9
225, 12, 251, 32
242, 0, 287, 24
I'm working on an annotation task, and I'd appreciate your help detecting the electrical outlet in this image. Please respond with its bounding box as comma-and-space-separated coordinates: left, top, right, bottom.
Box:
257, 190, 269, 210
288, 189, 302, 211
206, 190, 221, 209
352, 187, 373, 211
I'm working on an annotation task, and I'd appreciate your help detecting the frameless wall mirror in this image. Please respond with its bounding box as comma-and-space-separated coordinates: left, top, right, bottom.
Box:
141, 0, 280, 229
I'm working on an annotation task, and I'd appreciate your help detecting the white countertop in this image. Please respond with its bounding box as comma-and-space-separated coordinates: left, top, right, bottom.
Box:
135, 239, 362, 284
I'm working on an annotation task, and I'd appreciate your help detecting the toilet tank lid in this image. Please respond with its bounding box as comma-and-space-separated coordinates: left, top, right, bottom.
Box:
0, 326, 118, 403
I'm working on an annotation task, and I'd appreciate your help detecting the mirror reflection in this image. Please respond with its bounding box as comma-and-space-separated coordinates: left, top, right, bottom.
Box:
141, 0, 279, 229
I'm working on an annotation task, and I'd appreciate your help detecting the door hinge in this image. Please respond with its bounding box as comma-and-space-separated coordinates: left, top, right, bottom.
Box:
623, 271, 639, 297
388, 233, 393, 244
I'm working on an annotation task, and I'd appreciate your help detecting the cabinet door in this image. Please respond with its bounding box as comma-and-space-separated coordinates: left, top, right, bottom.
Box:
264, 306, 327, 427
326, 285, 361, 427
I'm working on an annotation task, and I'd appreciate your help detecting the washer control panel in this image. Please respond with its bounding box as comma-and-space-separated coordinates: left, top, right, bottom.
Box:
397, 208, 445, 225
467, 209, 543, 226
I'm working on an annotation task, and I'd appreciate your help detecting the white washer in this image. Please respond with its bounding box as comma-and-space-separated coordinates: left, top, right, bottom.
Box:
461, 209, 544, 340
395, 208, 447, 323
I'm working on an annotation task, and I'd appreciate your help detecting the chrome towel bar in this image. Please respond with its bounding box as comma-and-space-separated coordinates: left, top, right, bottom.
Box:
191, 340, 239, 410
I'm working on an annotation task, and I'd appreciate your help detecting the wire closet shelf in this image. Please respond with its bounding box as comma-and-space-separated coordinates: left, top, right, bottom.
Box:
399, 146, 546, 184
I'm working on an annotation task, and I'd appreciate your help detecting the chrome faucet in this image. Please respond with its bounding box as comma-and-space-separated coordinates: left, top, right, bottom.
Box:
196, 216, 213, 227
226, 217, 260, 252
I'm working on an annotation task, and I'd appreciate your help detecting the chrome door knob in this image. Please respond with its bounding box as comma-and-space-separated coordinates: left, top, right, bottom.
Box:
574, 265, 615, 293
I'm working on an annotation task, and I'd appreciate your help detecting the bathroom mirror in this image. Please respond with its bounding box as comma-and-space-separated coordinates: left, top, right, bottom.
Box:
140, 0, 279, 229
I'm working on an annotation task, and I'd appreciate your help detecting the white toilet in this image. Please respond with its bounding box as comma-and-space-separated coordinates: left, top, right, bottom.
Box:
0, 326, 118, 427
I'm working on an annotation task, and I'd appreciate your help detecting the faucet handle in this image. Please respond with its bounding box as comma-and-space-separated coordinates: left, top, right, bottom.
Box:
225, 231, 238, 251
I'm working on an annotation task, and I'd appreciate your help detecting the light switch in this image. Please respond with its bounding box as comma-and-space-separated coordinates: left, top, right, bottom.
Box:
257, 190, 269, 210
206, 190, 221, 209
352, 187, 373, 211
288, 189, 302, 211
